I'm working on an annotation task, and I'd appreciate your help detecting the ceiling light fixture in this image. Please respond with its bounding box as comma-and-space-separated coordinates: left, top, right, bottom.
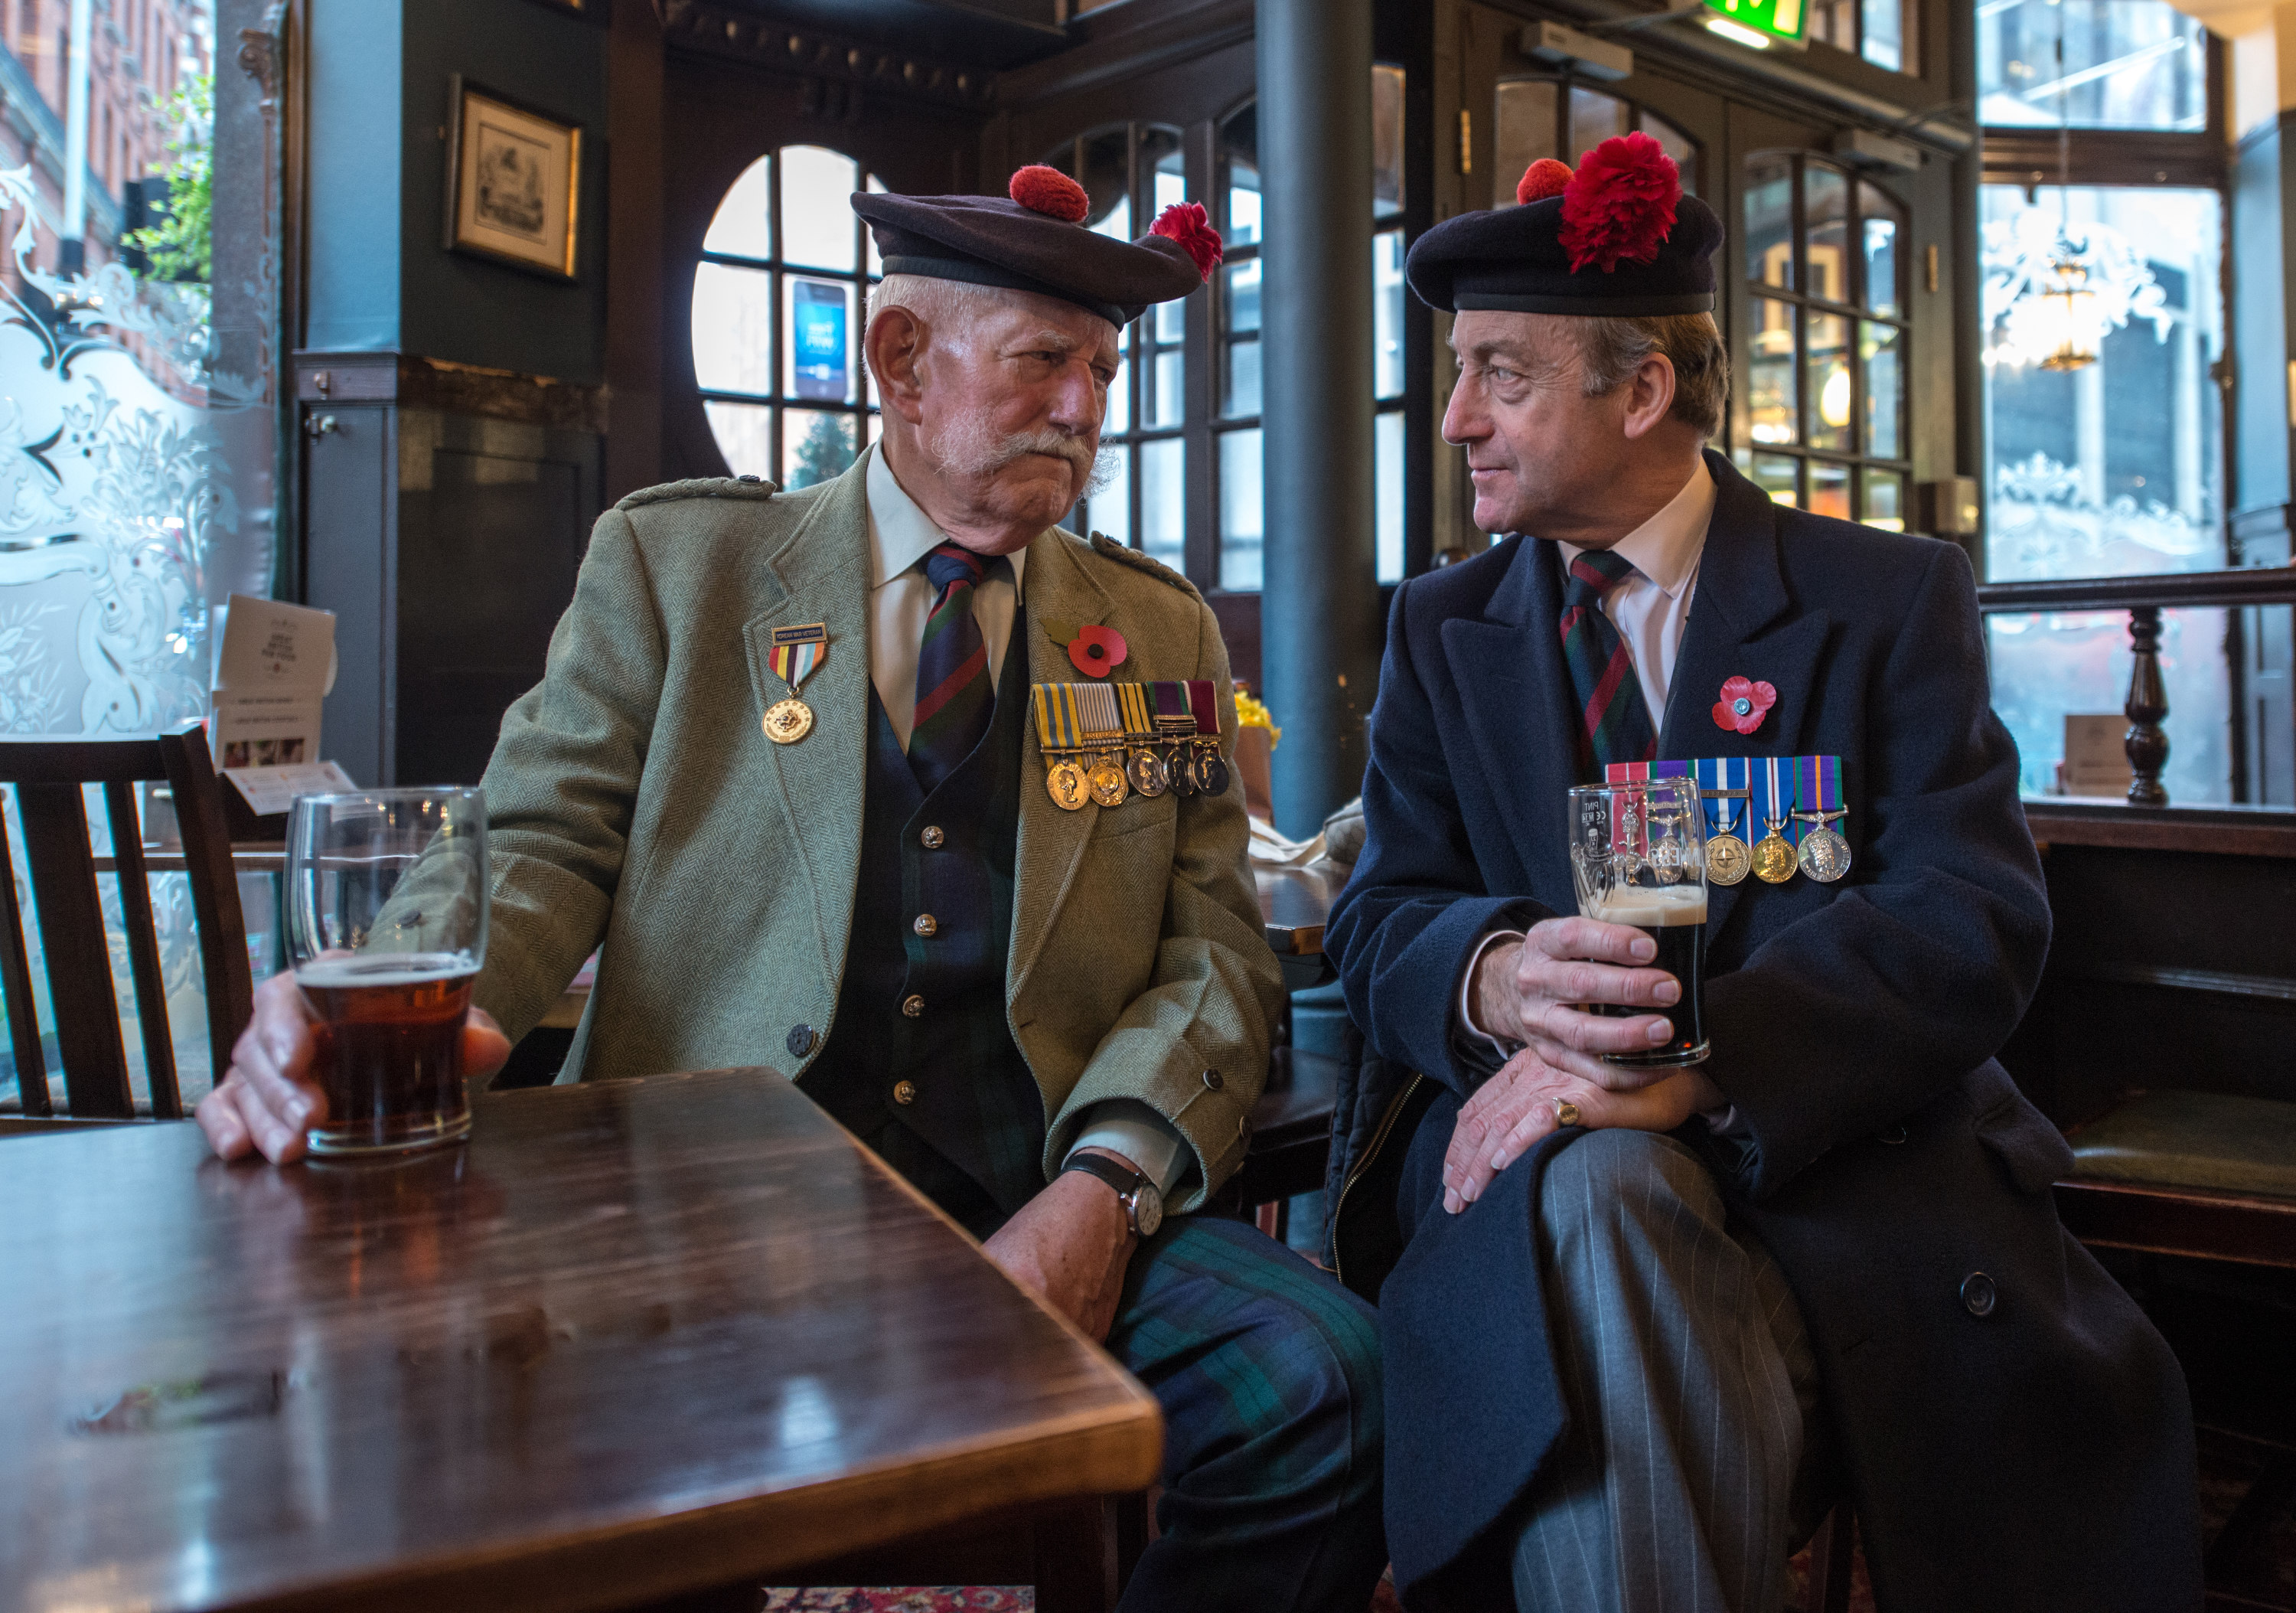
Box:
1702, 15, 1773, 47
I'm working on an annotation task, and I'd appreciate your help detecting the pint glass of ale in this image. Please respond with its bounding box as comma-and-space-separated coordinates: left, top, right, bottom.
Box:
285, 787, 488, 1155
1567, 777, 1710, 1067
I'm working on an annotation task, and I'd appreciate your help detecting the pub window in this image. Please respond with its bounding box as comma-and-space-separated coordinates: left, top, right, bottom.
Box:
693, 145, 883, 488
1735, 154, 1911, 532
1808, 0, 1922, 75
1049, 122, 1189, 576
1045, 69, 1406, 594
1975, 0, 2235, 802
1494, 77, 1699, 198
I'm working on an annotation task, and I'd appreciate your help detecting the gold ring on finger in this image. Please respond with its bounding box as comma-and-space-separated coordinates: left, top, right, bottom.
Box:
1553, 1099, 1581, 1128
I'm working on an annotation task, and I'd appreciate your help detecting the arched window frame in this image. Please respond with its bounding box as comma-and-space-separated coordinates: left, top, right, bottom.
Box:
693, 145, 885, 488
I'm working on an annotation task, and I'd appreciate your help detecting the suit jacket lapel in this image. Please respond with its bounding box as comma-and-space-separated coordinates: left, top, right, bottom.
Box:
1008, 529, 1114, 1003
1443, 537, 1580, 906
1659, 450, 1832, 940
741, 451, 874, 989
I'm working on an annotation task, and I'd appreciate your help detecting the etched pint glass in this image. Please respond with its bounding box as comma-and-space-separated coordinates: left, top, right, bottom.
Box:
1567, 777, 1710, 1066
285, 787, 488, 1154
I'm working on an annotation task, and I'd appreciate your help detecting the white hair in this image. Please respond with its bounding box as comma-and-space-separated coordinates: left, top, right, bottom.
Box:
863, 274, 1006, 378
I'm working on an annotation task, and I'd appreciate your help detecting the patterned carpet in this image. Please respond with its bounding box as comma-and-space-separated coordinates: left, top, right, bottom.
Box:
759, 1595, 1031, 1611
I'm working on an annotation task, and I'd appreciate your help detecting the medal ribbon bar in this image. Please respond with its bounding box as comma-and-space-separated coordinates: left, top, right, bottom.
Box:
1116, 681, 1157, 742
768, 622, 827, 691
1794, 754, 1842, 815
1032, 682, 1086, 753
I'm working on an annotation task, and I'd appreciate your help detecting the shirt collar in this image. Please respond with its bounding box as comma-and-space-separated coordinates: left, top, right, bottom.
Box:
865, 442, 1029, 598
1559, 459, 1714, 599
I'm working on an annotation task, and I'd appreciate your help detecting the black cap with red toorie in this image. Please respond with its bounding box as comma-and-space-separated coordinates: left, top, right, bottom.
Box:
852, 166, 1222, 328
1405, 133, 1724, 317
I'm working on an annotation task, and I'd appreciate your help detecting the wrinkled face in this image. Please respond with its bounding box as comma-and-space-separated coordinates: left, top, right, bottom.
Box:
913, 291, 1121, 544
1443, 310, 1632, 538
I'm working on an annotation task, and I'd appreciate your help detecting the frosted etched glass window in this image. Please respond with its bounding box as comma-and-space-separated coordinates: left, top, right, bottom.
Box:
780, 145, 860, 270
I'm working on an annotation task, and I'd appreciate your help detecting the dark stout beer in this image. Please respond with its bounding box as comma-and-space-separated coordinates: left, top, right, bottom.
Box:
298, 953, 477, 1154
1583, 885, 1710, 1067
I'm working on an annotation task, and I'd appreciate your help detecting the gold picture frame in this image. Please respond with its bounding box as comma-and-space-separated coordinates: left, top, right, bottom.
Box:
442, 76, 581, 281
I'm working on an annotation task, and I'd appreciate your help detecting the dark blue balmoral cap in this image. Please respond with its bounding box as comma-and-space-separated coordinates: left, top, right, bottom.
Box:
1407, 136, 1725, 318
854, 166, 1215, 330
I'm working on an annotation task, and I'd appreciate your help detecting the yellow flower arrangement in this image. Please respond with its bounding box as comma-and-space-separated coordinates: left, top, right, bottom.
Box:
1234, 690, 1281, 749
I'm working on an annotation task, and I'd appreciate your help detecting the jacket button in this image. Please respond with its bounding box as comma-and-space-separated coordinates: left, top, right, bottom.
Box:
1202, 1069, 1223, 1091
1961, 1272, 1998, 1318
913, 913, 938, 937
902, 994, 925, 1017
736, 473, 764, 483
893, 1079, 918, 1105
1879, 1125, 1908, 1145
921, 825, 945, 849
786, 1024, 817, 1059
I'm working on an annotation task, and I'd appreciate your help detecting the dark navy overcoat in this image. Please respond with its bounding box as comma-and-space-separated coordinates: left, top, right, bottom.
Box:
1326, 451, 2202, 1612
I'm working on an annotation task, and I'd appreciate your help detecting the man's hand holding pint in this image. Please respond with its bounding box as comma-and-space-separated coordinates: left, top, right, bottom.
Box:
194, 971, 511, 1164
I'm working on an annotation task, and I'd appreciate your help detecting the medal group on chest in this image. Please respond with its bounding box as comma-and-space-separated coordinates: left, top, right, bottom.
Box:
1033, 679, 1228, 811
1605, 756, 1851, 887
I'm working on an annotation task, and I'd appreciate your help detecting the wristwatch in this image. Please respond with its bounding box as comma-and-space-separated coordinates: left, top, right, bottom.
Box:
1062, 1151, 1164, 1239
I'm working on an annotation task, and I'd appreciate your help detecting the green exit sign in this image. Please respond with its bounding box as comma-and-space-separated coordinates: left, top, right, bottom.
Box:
1704, 0, 1808, 43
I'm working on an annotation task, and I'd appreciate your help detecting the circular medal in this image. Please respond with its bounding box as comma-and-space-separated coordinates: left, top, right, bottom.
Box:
1799, 825, 1852, 883
1707, 833, 1751, 886
1088, 756, 1130, 808
1046, 760, 1091, 811
762, 698, 814, 745
1169, 746, 1198, 797
1128, 748, 1169, 798
1752, 828, 1798, 885
1196, 749, 1231, 798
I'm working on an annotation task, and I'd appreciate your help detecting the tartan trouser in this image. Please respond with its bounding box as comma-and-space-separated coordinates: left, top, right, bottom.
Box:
1104, 1216, 1389, 1613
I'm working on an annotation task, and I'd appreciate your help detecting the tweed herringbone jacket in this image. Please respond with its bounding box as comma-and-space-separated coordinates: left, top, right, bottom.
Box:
469, 448, 1282, 1209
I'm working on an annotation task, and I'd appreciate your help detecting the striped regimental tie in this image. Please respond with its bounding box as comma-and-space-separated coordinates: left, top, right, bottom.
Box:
909, 542, 1006, 794
1558, 546, 1658, 777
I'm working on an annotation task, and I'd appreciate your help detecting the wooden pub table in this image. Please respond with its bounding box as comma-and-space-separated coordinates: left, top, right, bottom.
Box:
0, 1069, 1162, 1613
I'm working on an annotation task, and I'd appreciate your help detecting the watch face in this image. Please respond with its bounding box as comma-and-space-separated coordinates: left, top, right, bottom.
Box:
1131, 1180, 1163, 1239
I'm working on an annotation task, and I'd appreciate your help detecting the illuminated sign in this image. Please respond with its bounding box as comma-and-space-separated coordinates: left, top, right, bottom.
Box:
1703, 0, 1806, 45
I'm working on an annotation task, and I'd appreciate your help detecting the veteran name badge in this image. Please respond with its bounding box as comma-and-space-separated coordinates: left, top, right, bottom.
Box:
1750, 753, 1799, 885
1694, 756, 1753, 886
764, 623, 827, 744
1793, 754, 1852, 883
1117, 682, 1169, 798
1032, 683, 1092, 811
1186, 679, 1230, 797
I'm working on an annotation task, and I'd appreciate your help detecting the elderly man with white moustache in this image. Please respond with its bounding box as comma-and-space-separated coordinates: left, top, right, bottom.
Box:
197, 167, 1386, 1613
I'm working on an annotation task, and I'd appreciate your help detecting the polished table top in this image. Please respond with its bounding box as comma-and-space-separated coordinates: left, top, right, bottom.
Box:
0, 1069, 1161, 1613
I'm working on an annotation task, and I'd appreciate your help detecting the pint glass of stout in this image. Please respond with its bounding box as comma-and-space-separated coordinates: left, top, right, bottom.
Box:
285, 787, 488, 1155
1567, 777, 1710, 1067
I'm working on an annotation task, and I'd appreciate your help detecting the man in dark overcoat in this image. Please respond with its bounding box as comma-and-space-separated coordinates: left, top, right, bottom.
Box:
1326, 136, 2200, 1611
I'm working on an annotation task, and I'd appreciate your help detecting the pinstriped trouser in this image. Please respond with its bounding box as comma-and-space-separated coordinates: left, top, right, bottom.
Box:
1512, 1130, 1831, 1613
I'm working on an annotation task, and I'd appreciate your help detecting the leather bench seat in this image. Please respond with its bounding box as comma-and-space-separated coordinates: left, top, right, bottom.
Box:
2067, 1090, 2296, 1199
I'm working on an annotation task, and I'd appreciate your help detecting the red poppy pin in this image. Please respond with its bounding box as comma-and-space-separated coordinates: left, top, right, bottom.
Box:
1042, 617, 1129, 678
1713, 675, 1776, 736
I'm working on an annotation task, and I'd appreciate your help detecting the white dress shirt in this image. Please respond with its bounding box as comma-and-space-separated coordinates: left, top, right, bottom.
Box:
864, 447, 1188, 1195
1456, 459, 1720, 1057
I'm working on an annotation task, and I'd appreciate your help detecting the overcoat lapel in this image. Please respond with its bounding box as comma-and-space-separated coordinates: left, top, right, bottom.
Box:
1007, 529, 1115, 1004
740, 452, 874, 992
1443, 535, 1581, 907
1658, 450, 1832, 939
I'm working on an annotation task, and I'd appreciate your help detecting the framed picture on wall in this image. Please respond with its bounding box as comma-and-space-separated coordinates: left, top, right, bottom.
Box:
442, 76, 582, 280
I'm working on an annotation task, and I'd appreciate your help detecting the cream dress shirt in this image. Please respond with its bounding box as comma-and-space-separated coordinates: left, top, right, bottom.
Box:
864, 447, 1187, 1193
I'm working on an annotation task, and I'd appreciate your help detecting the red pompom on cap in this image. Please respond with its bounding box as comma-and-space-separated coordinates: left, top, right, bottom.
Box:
1009, 164, 1090, 224
1150, 201, 1223, 282
1558, 132, 1681, 275
1516, 158, 1574, 205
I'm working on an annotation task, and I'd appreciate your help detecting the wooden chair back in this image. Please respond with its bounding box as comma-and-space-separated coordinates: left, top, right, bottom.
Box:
0, 724, 254, 1120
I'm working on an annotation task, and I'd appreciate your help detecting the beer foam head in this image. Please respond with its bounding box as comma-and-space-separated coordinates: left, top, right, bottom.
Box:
1583, 884, 1707, 927
295, 951, 479, 988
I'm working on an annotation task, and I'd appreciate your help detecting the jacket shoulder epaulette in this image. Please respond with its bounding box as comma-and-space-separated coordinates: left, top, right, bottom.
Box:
615, 475, 781, 512
1087, 531, 1202, 602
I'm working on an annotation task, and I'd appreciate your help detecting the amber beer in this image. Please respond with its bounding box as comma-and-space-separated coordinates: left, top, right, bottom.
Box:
298, 953, 478, 1154
1580, 885, 1709, 1067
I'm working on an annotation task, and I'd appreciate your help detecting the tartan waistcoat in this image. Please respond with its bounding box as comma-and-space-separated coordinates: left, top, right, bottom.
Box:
798, 623, 1047, 1235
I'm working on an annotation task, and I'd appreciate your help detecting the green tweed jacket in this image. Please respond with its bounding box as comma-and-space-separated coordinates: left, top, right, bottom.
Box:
471, 449, 1283, 1210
